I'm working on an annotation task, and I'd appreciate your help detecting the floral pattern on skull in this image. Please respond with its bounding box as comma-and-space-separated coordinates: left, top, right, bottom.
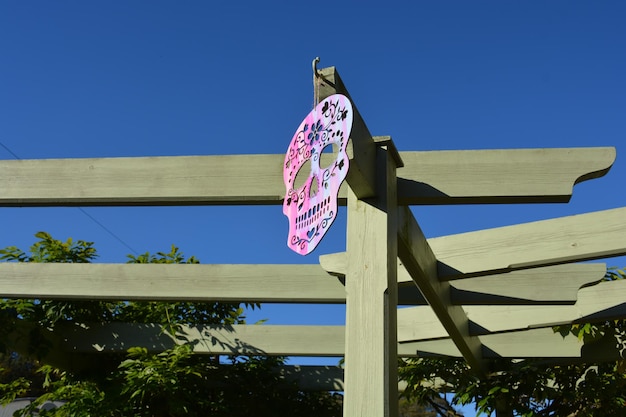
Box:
283, 94, 353, 255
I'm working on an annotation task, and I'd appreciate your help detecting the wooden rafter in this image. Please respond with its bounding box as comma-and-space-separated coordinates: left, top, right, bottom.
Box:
0, 147, 614, 207
430, 206, 626, 279
0, 261, 605, 306
396, 206, 484, 371
0, 263, 347, 303
398, 278, 626, 342
32, 322, 605, 361
321, 207, 626, 281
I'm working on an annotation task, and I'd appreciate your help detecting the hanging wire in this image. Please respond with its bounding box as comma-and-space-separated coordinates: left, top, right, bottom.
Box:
312, 56, 321, 108
0, 140, 139, 254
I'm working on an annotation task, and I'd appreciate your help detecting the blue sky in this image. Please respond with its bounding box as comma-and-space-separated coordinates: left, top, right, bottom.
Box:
1, 2, 625, 414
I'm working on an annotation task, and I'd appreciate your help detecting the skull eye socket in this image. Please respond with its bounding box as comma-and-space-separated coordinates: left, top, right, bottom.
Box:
319, 144, 338, 169
292, 159, 311, 191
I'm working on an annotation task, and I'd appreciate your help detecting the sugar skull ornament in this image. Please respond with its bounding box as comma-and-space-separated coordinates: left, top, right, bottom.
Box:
283, 94, 353, 255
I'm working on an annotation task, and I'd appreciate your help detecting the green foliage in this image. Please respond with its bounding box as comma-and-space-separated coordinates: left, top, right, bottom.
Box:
400, 267, 626, 416
0, 231, 97, 264
0, 232, 342, 417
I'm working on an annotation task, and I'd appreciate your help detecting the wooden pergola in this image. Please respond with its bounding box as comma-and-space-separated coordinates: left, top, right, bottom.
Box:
1, 66, 625, 416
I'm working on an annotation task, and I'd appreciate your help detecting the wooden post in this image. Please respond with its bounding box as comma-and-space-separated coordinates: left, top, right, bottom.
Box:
343, 141, 401, 417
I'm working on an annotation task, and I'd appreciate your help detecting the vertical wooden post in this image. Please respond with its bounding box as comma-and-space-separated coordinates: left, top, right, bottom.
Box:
343, 144, 399, 417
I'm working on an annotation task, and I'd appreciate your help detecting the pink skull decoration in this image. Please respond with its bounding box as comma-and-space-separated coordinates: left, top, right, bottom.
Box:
283, 94, 353, 255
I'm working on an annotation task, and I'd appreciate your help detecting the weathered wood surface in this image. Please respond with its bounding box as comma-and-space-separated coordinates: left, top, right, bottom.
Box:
397, 206, 483, 371
60, 323, 347, 356
322, 259, 607, 305
398, 278, 626, 341
0, 262, 602, 305
402, 328, 586, 359
397, 147, 615, 204
322, 207, 626, 281
343, 147, 399, 417
448, 263, 606, 304
0, 263, 347, 303
430, 207, 626, 279
317, 66, 378, 198
278, 365, 344, 391
55, 322, 615, 360
0, 148, 614, 206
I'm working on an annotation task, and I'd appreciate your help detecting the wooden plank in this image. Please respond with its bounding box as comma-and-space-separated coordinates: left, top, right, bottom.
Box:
0, 147, 614, 207
60, 322, 347, 356
0, 261, 600, 306
397, 206, 483, 371
430, 207, 626, 279
323, 207, 626, 281
322, 256, 605, 305
278, 365, 344, 391
0, 155, 286, 206
401, 328, 585, 359
56, 322, 600, 360
0, 263, 346, 303
317, 66, 377, 198
343, 147, 399, 417
397, 147, 615, 204
398, 278, 626, 341
3, 322, 346, 389
448, 263, 606, 304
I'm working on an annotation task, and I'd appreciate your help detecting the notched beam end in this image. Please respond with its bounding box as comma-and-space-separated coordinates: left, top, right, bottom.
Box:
572, 146, 616, 186
318, 252, 346, 278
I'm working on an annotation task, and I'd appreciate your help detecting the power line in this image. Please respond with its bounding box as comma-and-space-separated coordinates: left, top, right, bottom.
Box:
77, 207, 138, 254
0, 141, 139, 254
0, 142, 21, 160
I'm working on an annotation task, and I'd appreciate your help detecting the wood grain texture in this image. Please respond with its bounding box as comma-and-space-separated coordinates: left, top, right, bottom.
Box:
397, 206, 483, 371
321, 257, 606, 304
343, 148, 398, 417
0, 263, 346, 303
318, 66, 377, 198
430, 207, 626, 279
324, 206, 626, 281
401, 328, 586, 359
397, 147, 615, 204
52, 322, 612, 360
448, 263, 606, 304
398, 278, 626, 341
59, 322, 347, 356
0, 261, 603, 306
0, 147, 614, 206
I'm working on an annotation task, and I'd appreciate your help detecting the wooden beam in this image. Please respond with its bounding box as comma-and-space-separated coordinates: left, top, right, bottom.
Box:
54, 322, 607, 360
278, 365, 344, 391
0, 261, 602, 306
397, 206, 484, 371
401, 328, 585, 359
448, 263, 606, 304
343, 146, 399, 416
323, 207, 626, 281
59, 322, 347, 356
317, 66, 378, 198
398, 278, 626, 341
430, 207, 626, 279
0, 147, 614, 207
0, 263, 346, 303
3, 322, 345, 390
397, 147, 615, 204
321, 256, 606, 305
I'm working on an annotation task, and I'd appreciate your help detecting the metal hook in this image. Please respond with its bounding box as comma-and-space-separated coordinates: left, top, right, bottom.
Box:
312, 57, 321, 78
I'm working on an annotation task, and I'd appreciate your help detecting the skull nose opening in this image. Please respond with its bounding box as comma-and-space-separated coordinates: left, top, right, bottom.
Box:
309, 176, 319, 198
